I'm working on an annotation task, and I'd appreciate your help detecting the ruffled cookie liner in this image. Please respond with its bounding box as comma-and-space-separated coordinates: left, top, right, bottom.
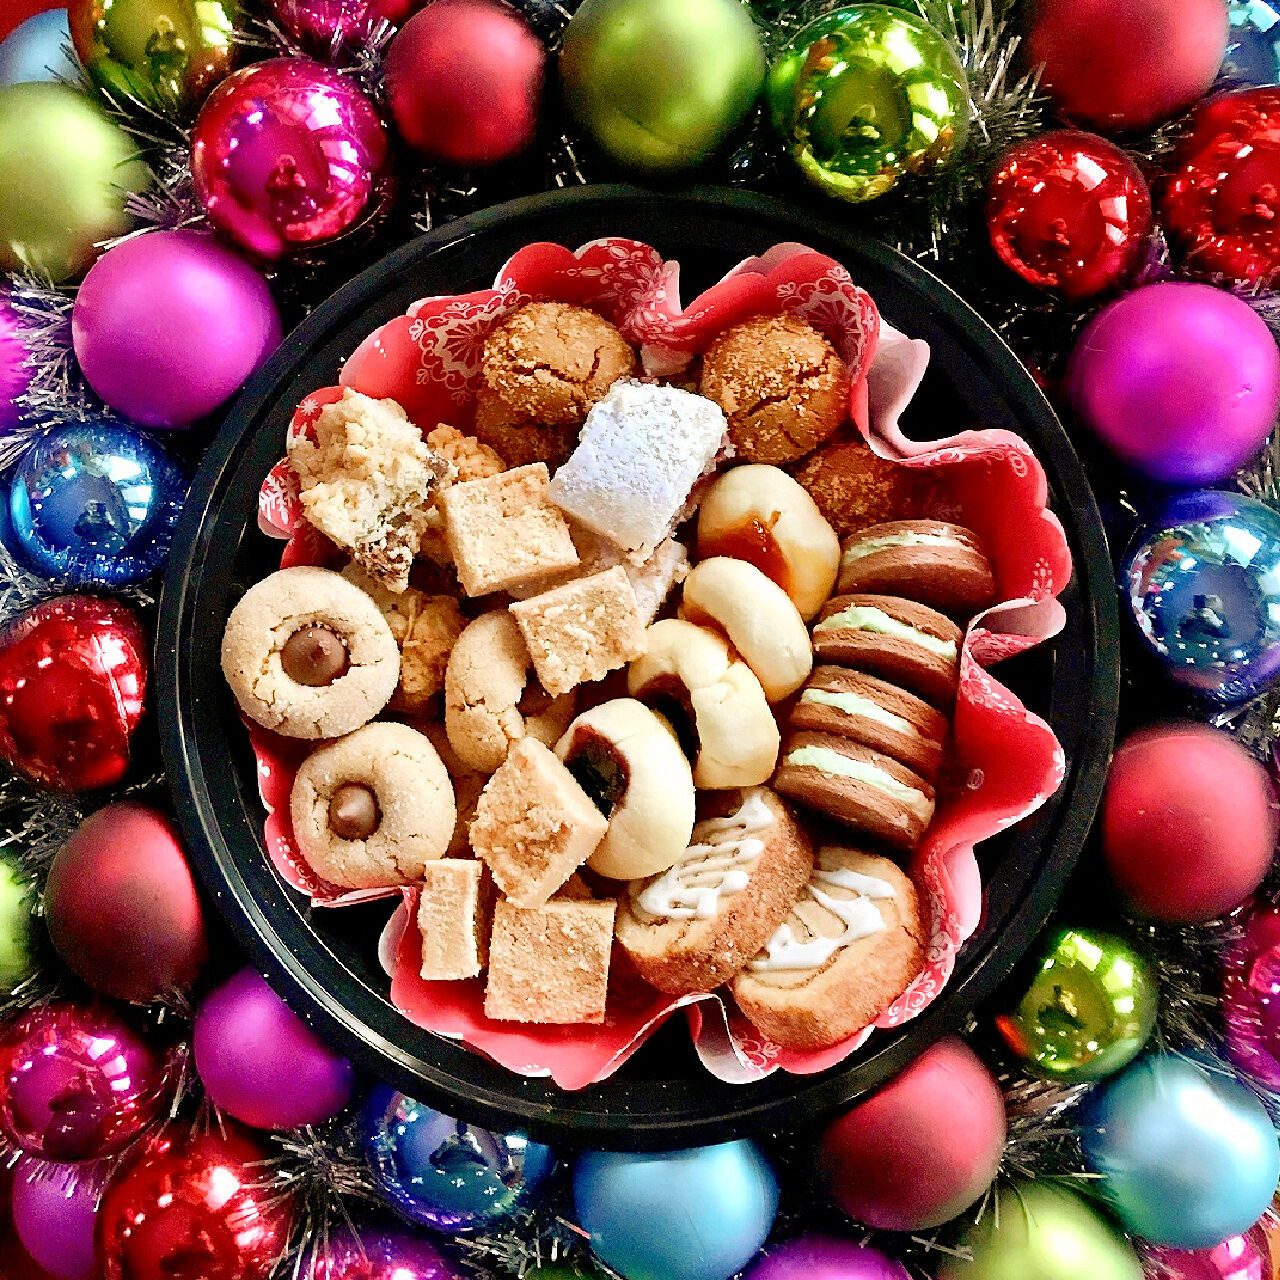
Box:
250, 237, 1071, 1088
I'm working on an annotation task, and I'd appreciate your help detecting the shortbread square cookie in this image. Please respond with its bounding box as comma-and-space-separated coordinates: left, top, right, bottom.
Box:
440, 462, 580, 597
288, 389, 453, 593
418, 859, 492, 981
470, 738, 607, 907
508, 566, 646, 697
484, 898, 616, 1024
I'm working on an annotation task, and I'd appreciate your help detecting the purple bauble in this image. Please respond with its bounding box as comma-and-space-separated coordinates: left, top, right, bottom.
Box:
191, 58, 392, 261
1065, 281, 1280, 485
745, 1236, 909, 1280
71, 229, 281, 429
1225, 903, 1280, 1092
1142, 1216, 1274, 1279
0, 1002, 169, 1162
0, 286, 31, 435
193, 968, 354, 1130
308, 1224, 462, 1280
270, 0, 423, 52
10, 1158, 107, 1280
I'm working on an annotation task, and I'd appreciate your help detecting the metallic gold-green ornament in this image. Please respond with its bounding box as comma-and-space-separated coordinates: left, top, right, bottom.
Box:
939, 1180, 1142, 1280
765, 3, 969, 202
995, 926, 1157, 1083
69, 0, 237, 118
560, 0, 766, 175
0, 82, 150, 283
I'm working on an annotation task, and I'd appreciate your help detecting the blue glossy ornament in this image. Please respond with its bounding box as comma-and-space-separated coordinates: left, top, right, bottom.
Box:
573, 1141, 779, 1280
360, 1087, 556, 1233
1119, 489, 1280, 705
1080, 1052, 1280, 1250
0, 10, 79, 87
1221, 1, 1280, 87
9, 419, 187, 586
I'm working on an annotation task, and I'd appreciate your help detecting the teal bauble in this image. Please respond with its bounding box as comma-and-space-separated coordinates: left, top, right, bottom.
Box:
939, 1181, 1142, 1280
766, 3, 969, 202
559, 0, 766, 175
0, 859, 31, 992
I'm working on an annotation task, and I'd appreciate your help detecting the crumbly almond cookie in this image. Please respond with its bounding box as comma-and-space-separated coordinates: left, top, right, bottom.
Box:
289, 722, 456, 889
220, 566, 400, 739
616, 788, 814, 995
341, 566, 464, 713
700, 314, 848, 465
733, 847, 925, 1050
444, 611, 577, 774
288, 388, 453, 592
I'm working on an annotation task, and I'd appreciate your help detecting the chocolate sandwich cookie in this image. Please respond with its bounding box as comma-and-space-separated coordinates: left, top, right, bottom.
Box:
811, 594, 962, 709
836, 520, 996, 617
790, 666, 948, 783
774, 730, 936, 851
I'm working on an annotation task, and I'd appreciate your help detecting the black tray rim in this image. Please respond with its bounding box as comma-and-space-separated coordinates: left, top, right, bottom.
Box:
156, 184, 1120, 1149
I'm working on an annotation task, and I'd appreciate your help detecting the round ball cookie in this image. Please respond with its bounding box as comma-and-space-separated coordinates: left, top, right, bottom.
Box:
290, 722, 456, 889
473, 301, 637, 468
699, 313, 848, 465
791, 437, 928, 539
221, 566, 400, 739
445, 610, 577, 774
627, 619, 779, 789
555, 698, 696, 881
681, 557, 813, 702
697, 464, 840, 619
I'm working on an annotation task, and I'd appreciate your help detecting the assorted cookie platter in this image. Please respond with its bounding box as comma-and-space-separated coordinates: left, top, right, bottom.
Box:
159, 188, 1116, 1142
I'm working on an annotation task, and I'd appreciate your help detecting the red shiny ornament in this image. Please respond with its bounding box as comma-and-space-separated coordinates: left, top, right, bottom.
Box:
96, 1125, 293, 1280
270, 0, 423, 51
385, 0, 545, 165
1024, 0, 1228, 133
1161, 87, 1280, 288
986, 130, 1153, 298
0, 595, 147, 791
0, 1001, 169, 1161
191, 58, 392, 261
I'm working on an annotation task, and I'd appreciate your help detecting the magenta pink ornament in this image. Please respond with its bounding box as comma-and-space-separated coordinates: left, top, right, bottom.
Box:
193, 968, 354, 1130
0, 1002, 169, 1161
308, 1225, 462, 1280
10, 1158, 107, 1280
0, 286, 31, 436
270, 0, 423, 52
1143, 1217, 1273, 1280
1225, 904, 1280, 1092
71, 229, 281, 429
191, 58, 392, 260
1065, 282, 1280, 485
744, 1236, 910, 1280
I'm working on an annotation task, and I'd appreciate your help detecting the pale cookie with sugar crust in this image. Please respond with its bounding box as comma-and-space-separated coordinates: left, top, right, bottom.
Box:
733, 846, 925, 1050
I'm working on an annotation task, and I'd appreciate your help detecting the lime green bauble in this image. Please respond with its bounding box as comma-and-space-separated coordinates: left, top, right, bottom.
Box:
559, 0, 766, 175
68, 0, 237, 117
0, 83, 150, 282
766, 3, 969, 202
996, 927, 1158, 1083
0, 860, 32, 993
939, 1181, 1142, 1280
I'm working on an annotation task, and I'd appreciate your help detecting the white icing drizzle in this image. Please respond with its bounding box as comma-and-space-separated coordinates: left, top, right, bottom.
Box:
749, 865, 896, 972
634, 789, 774, 919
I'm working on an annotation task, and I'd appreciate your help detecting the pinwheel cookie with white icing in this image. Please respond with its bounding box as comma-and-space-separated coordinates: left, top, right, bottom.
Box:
733, 846, 925, 1050
615, 787, 813, 996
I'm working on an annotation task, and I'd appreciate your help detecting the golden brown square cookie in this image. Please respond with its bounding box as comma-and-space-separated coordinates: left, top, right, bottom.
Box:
418, 859, 492, 981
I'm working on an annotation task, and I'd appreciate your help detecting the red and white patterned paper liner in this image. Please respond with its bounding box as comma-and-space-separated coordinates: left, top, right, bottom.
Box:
250, 238, 1071, 1088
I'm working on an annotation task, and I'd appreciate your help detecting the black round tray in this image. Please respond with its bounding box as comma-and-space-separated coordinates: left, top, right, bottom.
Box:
157, 186, 1119, 1149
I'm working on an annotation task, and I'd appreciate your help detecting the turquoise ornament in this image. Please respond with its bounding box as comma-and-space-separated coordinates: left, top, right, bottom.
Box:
766, 4, 969, 202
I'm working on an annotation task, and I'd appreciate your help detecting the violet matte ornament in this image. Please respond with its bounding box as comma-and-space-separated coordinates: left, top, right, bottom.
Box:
10, 1158, 106, 1279
0, 286, 30, 436
193, 967, 354, 1130
1065, 281, 1280, 485
308, 1225, 463, 1280
71, 229, 281, 429
744, 1236, 909, 1280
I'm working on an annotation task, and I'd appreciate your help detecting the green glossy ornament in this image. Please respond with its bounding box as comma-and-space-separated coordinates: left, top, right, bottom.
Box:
0, 83, 150, 282
68, 0, 237, 117
996, 927, 1157, 1083
559, 0, 766, 175
940, 1181, 1142, 1280
0, 860, 30, 992
766, 3, 969, 202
